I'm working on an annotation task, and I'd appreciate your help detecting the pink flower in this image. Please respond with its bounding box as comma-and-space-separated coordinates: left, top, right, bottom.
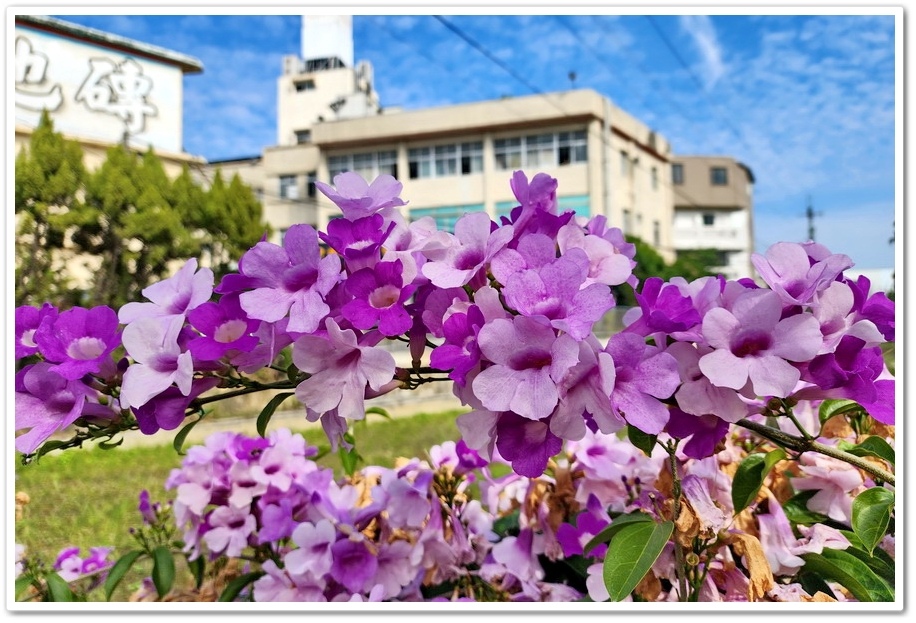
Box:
118, 258, 213, 324
292, 318, 395, 421
314, 171, 406, 221
120, 315, 194, 409
699, 288, 822, 398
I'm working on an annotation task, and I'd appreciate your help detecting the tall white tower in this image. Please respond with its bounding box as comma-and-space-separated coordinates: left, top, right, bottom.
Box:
277, 15, 379, 146
301, 15, 354, 68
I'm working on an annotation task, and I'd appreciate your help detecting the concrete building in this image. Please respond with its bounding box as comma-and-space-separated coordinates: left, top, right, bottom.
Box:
208, 17, 677, 263
13, 14, 204, 175
670, 155, 755, 280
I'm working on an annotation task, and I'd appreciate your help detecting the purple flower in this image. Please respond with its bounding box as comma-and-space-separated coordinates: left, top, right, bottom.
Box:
120, 315, 194, 409
751, 241, 852, 307
237, 224, 341, 334
132, 377, 220, 435
699, 288, 822, 398
15, 303, 58, 359
329, 537, 378, 594
203, 505, 257, 557
472, 316, 579, 421
556, 494, 611, 559
285, 519, 336, 578
118, 258, 214, 324
668, 342, 748, 423
812, 281, 885, 354
422, 211, 513, 288
552, 337, 617, 440
666, 408, 729, 459
187, 294, 260, 361
500, 171, 573, 242
138, 490, 157, 525
230, 317, 294, 374
556, 220, 634, 287
292, 318, 395, 421
495, 412, 563, 477
847, 274, 895, 342
805, 336, 894, 424
15, 362, 95, 454
501, 249, 615, 340
314, 171, 406, 221
341, 259, 415, 336
429, 304, 486, 387
33, 306, 120, 380
320, 213, 396, 273
627, 277, 702, 337
603, 332, 680, 435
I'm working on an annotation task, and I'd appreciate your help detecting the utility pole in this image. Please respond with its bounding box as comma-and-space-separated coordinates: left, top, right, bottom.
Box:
805, 195, 822, 242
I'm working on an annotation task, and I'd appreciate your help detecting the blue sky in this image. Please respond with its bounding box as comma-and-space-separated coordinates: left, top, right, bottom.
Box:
46, 10, 899, 271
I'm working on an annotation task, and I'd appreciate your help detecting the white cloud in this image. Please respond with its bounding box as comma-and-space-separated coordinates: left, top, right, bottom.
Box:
678, 15, 725, 89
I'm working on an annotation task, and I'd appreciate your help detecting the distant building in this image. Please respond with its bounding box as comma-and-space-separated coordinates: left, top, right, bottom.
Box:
13, 14, 204, 174
670, 155, 756, 280
208, 16, 677, 262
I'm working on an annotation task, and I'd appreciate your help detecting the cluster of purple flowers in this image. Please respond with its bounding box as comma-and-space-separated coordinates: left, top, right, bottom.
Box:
154, 420, 886, 602
15, 169, 894, 482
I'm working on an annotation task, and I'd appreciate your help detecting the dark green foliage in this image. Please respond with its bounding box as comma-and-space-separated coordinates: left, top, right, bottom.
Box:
612, 235, 720, 307
14, 118, 268, 308
14, 111, 86, 306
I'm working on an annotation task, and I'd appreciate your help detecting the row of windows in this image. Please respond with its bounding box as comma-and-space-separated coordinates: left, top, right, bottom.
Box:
408, 142, 483, 179
672, 164, 729, 186
494, 131, 587, 170
328, 150, 398, 182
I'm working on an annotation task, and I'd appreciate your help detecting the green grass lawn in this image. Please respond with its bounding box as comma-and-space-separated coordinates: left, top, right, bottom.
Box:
14, 408, 465, 601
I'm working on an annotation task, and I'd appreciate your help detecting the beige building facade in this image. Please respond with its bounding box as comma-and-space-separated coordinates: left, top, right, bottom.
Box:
670, 155, 755, 280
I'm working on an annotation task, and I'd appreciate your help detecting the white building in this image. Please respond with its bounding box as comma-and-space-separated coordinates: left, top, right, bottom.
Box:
670, 156, 756, 280
13, 14, 204, 174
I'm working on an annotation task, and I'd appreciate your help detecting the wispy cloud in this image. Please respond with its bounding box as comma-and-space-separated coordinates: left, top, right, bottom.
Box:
678, 15, 725, 89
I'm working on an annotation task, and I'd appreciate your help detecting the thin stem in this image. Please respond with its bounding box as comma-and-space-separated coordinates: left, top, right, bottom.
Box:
782, 405, 814, 441
664, 440, 689, 602
192, 380, 297, 407
736, 418, 894, 486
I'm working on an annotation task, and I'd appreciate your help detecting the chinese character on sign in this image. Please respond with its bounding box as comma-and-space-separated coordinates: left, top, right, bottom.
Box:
75, 57, 157, 135
14, 36, 63, 111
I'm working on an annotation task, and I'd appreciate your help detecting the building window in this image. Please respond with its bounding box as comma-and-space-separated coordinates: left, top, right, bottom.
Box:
408, 141, 482, 179
294, 79, 315, 92
672, 163, 684, 185
622, 209, 632, 233
494, 137, 522, 170
702, 213, 715, 226
620, 151, 630, 176
328, 150, 398, 181
651, 167, 658, 190
295, 130, 311, 144
279, 174, 298, 199
306, 171, 317, 198
460, 141, 483, 174
410, 204, 485, 233
558, 131, 587, 165
494, 131, 587, 170
653, 220, 660, 247
711, 166, 728, 185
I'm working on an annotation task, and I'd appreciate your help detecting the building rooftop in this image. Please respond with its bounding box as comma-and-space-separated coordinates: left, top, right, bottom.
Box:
15, 14, 204, 74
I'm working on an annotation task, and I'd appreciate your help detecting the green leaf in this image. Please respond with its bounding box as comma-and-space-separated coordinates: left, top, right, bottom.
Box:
338, 431, 360, 477
365, 406, 392, 420
626, 424, 657, 457
851, 487, 894, 555
45, 572, 75, 602
218, 571, 264, 602
584, 511, 654, 555
173, 416, 202, 455
256, 391, 294, 438
818, 398, 862, 425
186, 555, 206, 590
36, 439, 68, 460
801, 549, 894, 602
838, 436, 895, 467
151, 546, 176, 599
492, 508, 520, 538
602, 520, 673, 601
731, 448, 787, 514
782, 490, 830, 525
104, 550, 143, 601
15, 576, 35, 601
841, 545, 896, 587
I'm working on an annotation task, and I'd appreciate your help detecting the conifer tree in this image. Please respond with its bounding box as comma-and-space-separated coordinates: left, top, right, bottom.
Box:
14, 111, 86, 306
